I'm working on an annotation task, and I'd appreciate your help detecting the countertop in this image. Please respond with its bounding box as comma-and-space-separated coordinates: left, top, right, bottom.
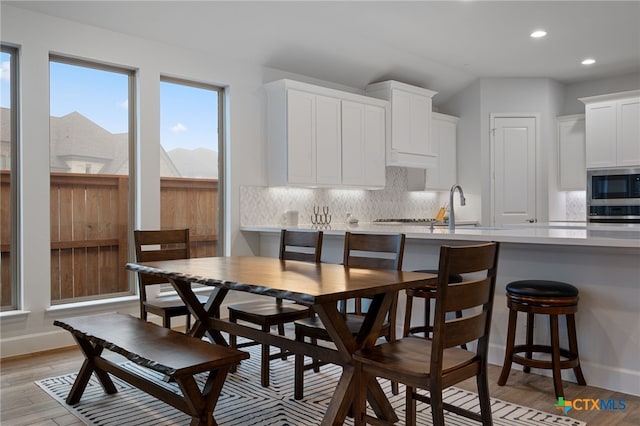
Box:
241, 222, 640, 248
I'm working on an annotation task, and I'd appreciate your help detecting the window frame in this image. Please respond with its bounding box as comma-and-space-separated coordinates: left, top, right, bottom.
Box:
158, 75, 226, 257
49, 54, 137, 304
1, 44, 19, 311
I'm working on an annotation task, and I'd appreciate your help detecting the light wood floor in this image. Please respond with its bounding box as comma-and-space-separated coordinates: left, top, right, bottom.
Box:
1, 346, 638, 425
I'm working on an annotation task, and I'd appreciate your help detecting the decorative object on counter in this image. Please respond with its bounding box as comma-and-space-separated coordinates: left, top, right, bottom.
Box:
448, 184, 466, 231
498, 280, 587, 398
345, 212, 359, 225
311, 205, 332, 228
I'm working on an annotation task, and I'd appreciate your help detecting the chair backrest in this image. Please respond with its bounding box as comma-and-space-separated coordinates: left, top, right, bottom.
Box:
279, 229, 323, 262
431, 242, 500, 372
134, 229, 191, 287
342, 232, 405, 315
343, 232, 405, 270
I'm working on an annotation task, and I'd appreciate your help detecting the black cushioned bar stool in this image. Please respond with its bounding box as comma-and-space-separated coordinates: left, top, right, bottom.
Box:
498, 280, 587, 398
403, 269, 464, 345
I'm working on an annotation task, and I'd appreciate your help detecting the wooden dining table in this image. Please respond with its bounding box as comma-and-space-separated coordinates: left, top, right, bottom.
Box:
126, 256, 436, 426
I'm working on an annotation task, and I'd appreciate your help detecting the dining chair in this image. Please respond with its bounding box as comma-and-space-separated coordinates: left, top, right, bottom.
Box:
133, 229, 208, 331
227, 229, 323, 387
293, 231, 405, 400
353, 242, 500, 426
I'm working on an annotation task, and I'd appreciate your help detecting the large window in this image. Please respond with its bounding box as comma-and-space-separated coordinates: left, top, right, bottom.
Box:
1, 45, 17, 311
49, 56, 134, 304
159, 77, 223, 257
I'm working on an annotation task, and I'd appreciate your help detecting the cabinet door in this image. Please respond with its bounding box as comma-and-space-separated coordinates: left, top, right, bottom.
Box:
425, 116, 456, 190
341, 101, 386, 187
585, 101, 617, 168
618, 97, 640, 167
557, 116, 586, 190
315, 95, 342, 185
391, 88, 430, 155
287, 90, 316, 184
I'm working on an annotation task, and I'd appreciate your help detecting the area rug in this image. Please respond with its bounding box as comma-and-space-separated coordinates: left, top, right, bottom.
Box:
36, 343, 585, 426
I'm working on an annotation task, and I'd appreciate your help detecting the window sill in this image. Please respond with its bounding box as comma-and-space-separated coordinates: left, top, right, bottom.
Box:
0, 310, 31, 322
46, 295, 139, 314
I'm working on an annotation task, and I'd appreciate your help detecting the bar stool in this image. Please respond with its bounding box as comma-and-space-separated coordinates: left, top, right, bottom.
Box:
402, 269, 463, 342
498, 280, 587, 398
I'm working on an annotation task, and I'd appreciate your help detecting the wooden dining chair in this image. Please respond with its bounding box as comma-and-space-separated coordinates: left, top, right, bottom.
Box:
353, 242, 500, 426
227, 229, 323, 387
294, 232, 405, 400
133, 229, 208, 332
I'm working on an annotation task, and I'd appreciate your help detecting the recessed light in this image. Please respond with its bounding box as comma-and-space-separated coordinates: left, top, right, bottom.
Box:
581, 58, 596, 65
530, 30, 547, 38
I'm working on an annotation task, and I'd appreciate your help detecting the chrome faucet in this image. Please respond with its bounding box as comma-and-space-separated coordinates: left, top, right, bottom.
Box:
448, 184, 466, 232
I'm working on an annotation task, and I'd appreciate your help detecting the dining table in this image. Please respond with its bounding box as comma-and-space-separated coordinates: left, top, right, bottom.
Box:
126, 255, 437, 426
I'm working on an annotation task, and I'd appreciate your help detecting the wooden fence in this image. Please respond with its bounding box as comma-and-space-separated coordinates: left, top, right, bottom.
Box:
1, 171, 219, 307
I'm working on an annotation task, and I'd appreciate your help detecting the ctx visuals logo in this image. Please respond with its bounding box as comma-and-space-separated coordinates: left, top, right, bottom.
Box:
555, 397, 626, 414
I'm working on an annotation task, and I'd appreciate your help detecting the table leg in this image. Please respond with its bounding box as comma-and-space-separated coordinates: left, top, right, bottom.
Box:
170, 278, 228, 345
314, 292, 399, 425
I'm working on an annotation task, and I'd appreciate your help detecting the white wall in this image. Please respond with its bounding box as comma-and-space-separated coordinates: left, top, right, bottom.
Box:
563, 71, 640, 115
0, 5, 276, 356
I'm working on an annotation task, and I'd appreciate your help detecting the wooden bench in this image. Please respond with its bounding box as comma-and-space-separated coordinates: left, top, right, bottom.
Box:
54, 312, 249, 426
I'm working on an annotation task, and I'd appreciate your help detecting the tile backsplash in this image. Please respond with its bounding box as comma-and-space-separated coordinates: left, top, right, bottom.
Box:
240, 167, 444, 226
565, 191, 586, 221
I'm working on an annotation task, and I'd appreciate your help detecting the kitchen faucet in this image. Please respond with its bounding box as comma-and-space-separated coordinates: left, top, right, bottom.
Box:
448, 184, 466, 232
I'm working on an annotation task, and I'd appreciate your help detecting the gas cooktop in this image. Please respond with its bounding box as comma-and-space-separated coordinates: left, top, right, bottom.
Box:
373, 218, 437, 223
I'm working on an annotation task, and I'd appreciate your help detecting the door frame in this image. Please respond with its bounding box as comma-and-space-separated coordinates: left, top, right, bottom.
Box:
489, 113, 540, 226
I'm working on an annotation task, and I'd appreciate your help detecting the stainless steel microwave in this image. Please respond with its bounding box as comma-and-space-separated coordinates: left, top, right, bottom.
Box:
587, 168, 640, 223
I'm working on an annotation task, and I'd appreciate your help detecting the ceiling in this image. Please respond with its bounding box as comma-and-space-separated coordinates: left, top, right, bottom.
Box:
6, 1, 640, 105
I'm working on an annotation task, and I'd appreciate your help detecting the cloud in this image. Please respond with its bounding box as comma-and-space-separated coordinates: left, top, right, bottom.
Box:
0, 61, 10, 81
118, 99, 128, 110
170, 122, 187, 133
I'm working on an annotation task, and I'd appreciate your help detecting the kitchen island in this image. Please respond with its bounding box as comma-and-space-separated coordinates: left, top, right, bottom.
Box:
241, 223, 640, 396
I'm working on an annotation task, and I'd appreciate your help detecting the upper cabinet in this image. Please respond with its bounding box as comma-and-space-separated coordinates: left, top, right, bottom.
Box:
557, 114, 586, 190
580, 90, 640, 169
366, 80, 438, 168
265, 79, 388, 189
407, 112, 458, 191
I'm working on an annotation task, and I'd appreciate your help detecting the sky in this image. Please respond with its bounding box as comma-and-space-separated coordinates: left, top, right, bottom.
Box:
41, 59, 219, 153
1, 52, 11, 108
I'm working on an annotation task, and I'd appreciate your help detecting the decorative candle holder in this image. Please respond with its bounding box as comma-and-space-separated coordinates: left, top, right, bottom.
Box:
311, 205, 332, 229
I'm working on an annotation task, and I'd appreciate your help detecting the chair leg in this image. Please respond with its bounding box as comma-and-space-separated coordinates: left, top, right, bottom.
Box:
277, 323, 287, 360
403, 292, 414, 337
162, 313, 171, 329
523, 312, 534, 373
429, 385, 445, 426
566, 313, 587, 386
498, 308, 518, 386
406, 386, 417, 426
476, 364, 494, 426
455, 310, 468, 350
424, 297, 432, 339
311, 337, 320, 372
229, 315, 238, 374
294, 332, 304, 400
261, 324, 270, 387
185, 313, 191, 333
550, 314, 564, 398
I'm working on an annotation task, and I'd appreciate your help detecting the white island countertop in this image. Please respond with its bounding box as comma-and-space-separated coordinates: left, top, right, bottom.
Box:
241, 222, 640, 248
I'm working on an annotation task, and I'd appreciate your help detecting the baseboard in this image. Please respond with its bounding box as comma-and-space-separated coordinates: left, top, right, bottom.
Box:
488, 343, 640, 397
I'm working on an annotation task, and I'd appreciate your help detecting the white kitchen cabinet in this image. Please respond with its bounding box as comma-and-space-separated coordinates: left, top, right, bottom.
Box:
265, 79, 388, 188
580, 90, 640, 169
341, 100, 386, 187
366, 80, 438, 168
557, 114, 586, 190
407, 112, 458, 191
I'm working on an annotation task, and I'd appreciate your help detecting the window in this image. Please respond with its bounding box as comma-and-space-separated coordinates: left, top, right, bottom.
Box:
49, 56, 134, 304
1, 45, 17, 311
159, 77, 223, 257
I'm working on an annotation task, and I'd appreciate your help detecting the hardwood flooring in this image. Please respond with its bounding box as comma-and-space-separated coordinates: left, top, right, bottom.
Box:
1, 345, 638, 425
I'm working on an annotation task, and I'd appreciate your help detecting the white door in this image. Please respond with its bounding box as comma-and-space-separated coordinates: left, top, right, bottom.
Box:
492, 115, 537, 226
